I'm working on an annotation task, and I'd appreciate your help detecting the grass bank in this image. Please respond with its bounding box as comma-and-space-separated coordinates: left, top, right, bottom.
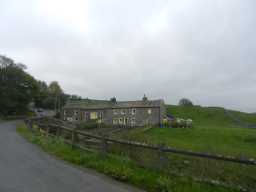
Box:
113, 105, 256, 190
117, 105, 256, 158
17, 123, 233, 192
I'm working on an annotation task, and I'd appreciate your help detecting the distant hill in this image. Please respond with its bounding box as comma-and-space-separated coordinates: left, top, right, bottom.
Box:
166, 105, 256, 128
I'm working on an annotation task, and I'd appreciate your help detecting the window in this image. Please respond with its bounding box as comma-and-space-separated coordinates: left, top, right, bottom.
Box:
124, 118, 129, 125
90, 112, 98, 119
131, 108, 136, 115
131, 118, 136, 125
99, 111, 103, 118
97, 119, 102, 124
113, 118, 118, 125
84, 112, 90, 120
148, 109, 152, 114
67, 117, 73, 121
75, 117, 79, 121
121, 109, 125, 115
74, 110, 79, 115
113, 109, 118, 115
119, 118, 123, 124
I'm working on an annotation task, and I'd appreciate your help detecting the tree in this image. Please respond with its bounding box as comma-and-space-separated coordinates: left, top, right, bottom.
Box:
0, 55, 38, 115
48, 81, 64, 112
33, 80, 69, 110
48, 81, 63, 95
179, 98, 193, 107
0, 55, 69, 117
110, 97, 117, 103
34, 81, 49, 108
142, 94, 148, 101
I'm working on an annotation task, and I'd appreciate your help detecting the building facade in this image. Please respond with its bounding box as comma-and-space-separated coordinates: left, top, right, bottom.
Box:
62, 99, 165, 127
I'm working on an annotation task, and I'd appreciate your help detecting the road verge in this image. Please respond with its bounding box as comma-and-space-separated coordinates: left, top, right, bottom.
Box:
16, 122, 234, 192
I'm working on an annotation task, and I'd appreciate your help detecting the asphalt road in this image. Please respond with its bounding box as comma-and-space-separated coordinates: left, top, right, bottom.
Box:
0, 121, 142, 192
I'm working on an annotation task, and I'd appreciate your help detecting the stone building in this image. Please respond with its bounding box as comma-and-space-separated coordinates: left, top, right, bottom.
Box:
62, 97, 165, 127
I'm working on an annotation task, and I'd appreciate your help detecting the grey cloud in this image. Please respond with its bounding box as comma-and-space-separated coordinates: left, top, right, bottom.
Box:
0, 0, 255, 112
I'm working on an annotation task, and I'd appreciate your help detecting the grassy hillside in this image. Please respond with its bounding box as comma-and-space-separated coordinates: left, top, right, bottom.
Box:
113, 105, 256, 190
167, 105, 256, 126
117, 105, 256, 158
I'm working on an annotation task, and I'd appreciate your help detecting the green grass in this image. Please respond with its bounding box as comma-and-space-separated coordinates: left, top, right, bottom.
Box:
17, 123, 234, 192
112, 105, 256, 191
118, 105, 256, 158
227, 110, 256, 125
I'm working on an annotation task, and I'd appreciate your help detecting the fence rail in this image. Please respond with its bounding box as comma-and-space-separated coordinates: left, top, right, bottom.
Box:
24, 117, 256, 166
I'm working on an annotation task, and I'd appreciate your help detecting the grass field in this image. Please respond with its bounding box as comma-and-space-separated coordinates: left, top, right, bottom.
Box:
117, 105, 256, 158
113, 105, 256, 190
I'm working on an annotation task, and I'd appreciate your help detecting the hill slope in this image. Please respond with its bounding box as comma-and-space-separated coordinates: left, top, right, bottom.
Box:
167, 105, 256, 128
118, 105, 256, 158
115, 105, 256, 190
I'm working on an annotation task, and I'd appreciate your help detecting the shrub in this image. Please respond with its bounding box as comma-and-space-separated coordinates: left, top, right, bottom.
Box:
77, 120, 98, 130
156, 176, 172, 192
77, 120, 111, 130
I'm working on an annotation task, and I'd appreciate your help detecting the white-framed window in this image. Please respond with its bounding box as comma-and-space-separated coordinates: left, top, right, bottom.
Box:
119, 118, 123, 124
74, 110, 79, 115
99, 111, 103, 118
67, 117, 73, 121
124, 117, 129, 125
131, 118, 136, 125
148, 109, 152, 114
121, 109, 125, 115
131, 108, 136, 115
113, 109, 118, 115
97, 119, 102, 123
113, 118, 118, 125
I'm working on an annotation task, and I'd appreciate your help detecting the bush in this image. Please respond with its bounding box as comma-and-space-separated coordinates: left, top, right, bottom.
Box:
156, 176, 172, 192
77, 120, 98, 130
76, 120, 111, 130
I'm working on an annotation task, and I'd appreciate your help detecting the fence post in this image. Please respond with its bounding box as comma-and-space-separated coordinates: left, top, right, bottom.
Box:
56, 125, 61, 138
101, 134, 108, 156
27, 120, 32, 130
157, 143, 168, 170
30, 120, 35, 133
46, 125, 50, 137
71, 129, 76, 149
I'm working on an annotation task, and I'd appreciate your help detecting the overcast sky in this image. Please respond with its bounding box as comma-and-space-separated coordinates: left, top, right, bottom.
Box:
0, 0, 255, 112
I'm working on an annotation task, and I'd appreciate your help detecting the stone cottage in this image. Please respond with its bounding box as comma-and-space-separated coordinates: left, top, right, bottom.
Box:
62, 97, 165, 127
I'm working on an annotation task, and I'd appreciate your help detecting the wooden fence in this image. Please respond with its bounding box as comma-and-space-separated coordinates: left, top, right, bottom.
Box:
25, 117, 256, 166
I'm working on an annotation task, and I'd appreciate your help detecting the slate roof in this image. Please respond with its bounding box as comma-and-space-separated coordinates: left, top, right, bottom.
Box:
63, 99, 164, 110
